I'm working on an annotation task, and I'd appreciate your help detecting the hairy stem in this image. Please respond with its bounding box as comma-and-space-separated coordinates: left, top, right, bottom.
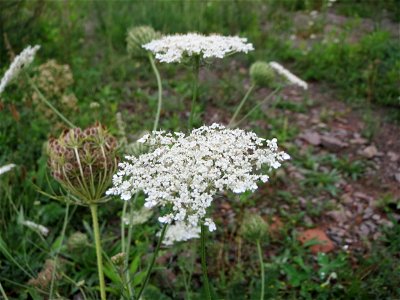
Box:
256, 240, 265, 300
90, 204, 106, 300
188, 56, 200, 130
136, 223, 168, 299
201, 224, 212, 300
149, 53, 163, 132
27, 75, 75, 128
228, 84, 255, 127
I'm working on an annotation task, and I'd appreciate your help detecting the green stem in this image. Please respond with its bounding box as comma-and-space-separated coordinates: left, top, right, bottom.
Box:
148, 54, 163, 132
201, 224, 212, 300
256, 240, 265, 300
136, 223, 168, 299
124, 193, 139, 299
228, 84, 255, 127
232, 86, 282, 128
188, 56, 200, 130
27, 75, 75, 128
0, 282, 9, 300
49, 203, 70, 299
90, 204, 106, 300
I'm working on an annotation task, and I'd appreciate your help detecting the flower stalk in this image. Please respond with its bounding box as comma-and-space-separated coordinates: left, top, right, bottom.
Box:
27, 75, 76, 128
136, 223, 168, 299
256, 240, 265, 300
201, 224, 212, 300
228, 83, 255, 127
90, 204, 107, 300
148, 53, 163, 132
189, 56, 200, 130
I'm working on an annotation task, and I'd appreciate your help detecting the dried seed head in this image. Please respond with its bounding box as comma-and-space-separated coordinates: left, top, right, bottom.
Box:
47, 123, 118, 205
250, 61, 275, 88
127, 26, 161, 58
111, 252, 126, 266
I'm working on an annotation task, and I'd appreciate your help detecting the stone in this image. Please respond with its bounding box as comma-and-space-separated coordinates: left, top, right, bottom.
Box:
321, 135, 348, 151
300, 131, 321, 146
394, 173, 400, 183
350, 137, 368, 145
388, 151, 400, 162
361, 145, 378, 159
298, 228, 335, 254
359, 224, 370, 236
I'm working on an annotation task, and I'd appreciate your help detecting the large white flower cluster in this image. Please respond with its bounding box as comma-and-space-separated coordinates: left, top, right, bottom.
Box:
0, 164, 16, 176
162, 222, 201, 246
269, 61, 308, 90
142, 33, 254, 63
107, 123, 289, 231
0, 45, 40, 94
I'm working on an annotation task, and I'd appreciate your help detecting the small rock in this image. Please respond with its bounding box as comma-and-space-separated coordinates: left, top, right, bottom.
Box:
361, 145, 378, 159
327, 210, 347, 224
363, 207, 374, 219
341, 193, 353, 205
354, 192, 373, 202
350, 137, 368, 145
359, 224, 370, 236
298, 228, 335, 254
300, 131, 321, 146
394, 173, 400, 183
388, 151, 400, 162
372, 214, 380, 221
321, 135, 348, 151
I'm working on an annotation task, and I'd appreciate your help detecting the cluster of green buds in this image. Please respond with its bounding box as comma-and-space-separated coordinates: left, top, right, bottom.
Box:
126, 26, 161, 58
250, 61, 275, 88
47, 123, 118, 205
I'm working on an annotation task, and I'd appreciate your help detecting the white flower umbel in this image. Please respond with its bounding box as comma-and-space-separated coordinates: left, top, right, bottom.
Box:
269, 61, 308, 90
0, 45, 41, 94
143, 33, 254, 63
21, 220, 49, 236
162, 222, 201, 246
108, 124, 289, 232
0, 164, 16, 176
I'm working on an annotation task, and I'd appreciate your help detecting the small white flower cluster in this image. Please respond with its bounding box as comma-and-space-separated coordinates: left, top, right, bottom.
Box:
107, 124, 289, 232
143, 33, 254, 63
269, 61, 308, 90
0, 164, 16, 176
0, 45, 41, 94
22, 220, 49, 236
162, 222, 201, 246
123, 206, 153, 225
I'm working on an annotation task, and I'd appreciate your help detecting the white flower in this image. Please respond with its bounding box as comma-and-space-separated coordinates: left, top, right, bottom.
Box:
107, 123, 289, 232
123, 206, 153, 225
162, 222, 201, 246
143, 33, 254, 63
0, 45, 40, 94
21, 220, 49, 236
0, 164, 16, 176
269, 61, 308, 90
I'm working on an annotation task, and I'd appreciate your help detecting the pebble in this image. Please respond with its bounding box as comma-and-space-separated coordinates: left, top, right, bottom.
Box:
372, 214, 380, 221
359, 224, 370, 236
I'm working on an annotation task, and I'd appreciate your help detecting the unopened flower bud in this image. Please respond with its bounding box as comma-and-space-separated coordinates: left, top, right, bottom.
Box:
126, 26, 160, 58
67, 231, 88, 251
250, 61, 275, 88
240, 213, 268, 243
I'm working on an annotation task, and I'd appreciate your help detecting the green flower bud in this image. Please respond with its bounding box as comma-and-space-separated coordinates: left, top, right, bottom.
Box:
126, 26, 161, 58
67, 231, 88, 251
250, 61, 275, 88
240, 213, 268, 243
